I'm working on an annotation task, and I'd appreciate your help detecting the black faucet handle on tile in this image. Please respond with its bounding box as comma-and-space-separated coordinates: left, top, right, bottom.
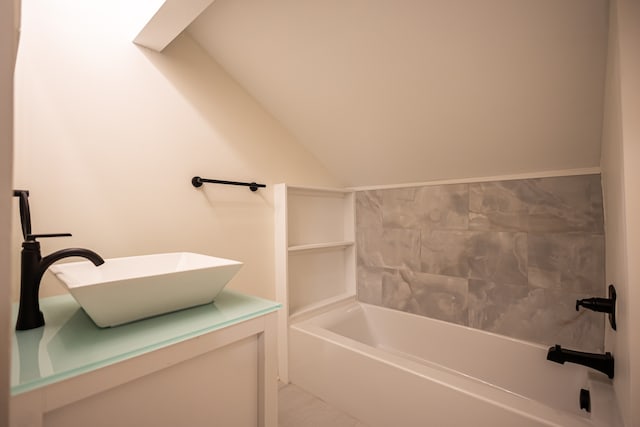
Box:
575, 284, 617, 330
575, 297, 613, 313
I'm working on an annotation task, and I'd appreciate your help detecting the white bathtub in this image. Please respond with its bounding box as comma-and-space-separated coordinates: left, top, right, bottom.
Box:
288, 300, 621, 427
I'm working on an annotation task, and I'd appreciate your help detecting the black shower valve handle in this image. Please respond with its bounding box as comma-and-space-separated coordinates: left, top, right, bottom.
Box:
575, 297, 613, 313
575, 285, 617, 330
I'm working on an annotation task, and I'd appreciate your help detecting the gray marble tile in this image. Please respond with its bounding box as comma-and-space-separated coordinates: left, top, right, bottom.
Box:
467, 231, 528, 286
356, 227, 421, 270
528, 175, 604, 232
356, 265, 384, 306
355, 175, 605, 352
468, 280, 534, 330
355, 191, 383, 231
381, 270, 468, 326
380, 200, 420, 230
357, 188, 418, 231
528, 233, 605, 294
469, 175, 604, 233
420, 230, 528, 285
468, 280, 604, 352
381, 186, 418, 202
382, 184, 468, 231
469, 181, 530, 231
420, 230, 470, 277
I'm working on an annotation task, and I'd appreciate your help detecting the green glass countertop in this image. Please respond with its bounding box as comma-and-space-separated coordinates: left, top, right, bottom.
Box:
11, 290, 281, 395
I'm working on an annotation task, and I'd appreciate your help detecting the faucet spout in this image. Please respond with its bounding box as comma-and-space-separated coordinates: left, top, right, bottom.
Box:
39, 248, 105, 278
546, 344, 614, 379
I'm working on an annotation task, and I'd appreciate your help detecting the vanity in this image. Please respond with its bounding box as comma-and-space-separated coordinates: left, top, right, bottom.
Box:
10, 290, 280, 427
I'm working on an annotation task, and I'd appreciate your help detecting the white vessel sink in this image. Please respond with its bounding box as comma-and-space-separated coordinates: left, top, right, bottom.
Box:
49, 252, 243, 327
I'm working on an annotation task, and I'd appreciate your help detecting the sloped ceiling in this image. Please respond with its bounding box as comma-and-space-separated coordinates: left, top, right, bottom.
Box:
187, 0, 609, 187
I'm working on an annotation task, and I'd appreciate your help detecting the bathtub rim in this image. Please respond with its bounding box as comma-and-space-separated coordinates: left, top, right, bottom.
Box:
292, 298, 564, 354
289, 300, 622, 427
289, 319, 597, 427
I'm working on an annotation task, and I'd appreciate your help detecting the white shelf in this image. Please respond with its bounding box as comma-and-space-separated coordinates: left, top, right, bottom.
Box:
289, 293, 356, 322
274, 183, 356, 384
288, 241, 355, 252
287, 185, 353, 195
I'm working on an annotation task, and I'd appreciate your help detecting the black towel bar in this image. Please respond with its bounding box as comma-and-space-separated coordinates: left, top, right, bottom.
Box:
191, 176, 266, 192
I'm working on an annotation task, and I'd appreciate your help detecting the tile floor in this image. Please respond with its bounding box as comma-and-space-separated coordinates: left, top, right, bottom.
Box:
278, 383, 368, 427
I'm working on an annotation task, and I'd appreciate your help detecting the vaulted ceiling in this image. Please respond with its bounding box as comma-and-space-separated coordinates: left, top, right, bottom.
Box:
185, 0, 609, 187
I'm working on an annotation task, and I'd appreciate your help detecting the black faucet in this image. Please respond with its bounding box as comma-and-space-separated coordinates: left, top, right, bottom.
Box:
13, 190, 105, 331
546, 344, 614, 379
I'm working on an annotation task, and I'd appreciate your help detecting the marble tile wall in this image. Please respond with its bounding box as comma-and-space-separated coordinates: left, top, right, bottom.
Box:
356, 174, 606, 352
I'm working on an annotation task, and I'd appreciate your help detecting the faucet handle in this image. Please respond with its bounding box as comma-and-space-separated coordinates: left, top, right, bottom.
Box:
13, 190, 32, 240
575, 285, 617, 331
27, 233, 72, 241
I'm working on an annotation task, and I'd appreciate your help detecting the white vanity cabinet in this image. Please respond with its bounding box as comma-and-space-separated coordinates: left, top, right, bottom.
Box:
10, 291, 280, 427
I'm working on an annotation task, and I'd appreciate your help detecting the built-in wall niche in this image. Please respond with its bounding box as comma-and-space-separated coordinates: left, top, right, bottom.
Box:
274, 184, 355, 383
286, 187, 354, 248
288, 245, 355, 314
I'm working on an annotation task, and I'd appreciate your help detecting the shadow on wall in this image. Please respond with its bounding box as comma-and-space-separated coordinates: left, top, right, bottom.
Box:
136, 33, 333, 188
356, 174, 606, 353
13, 1, 338, 302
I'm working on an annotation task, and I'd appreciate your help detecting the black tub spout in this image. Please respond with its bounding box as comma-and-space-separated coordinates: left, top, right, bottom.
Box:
547, 344, 614, 379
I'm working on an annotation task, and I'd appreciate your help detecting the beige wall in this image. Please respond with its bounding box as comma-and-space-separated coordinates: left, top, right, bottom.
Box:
12, 0, 340, 302
1, 0, 19, 422
600, 0, 640, 425
189, 0, 609, 187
